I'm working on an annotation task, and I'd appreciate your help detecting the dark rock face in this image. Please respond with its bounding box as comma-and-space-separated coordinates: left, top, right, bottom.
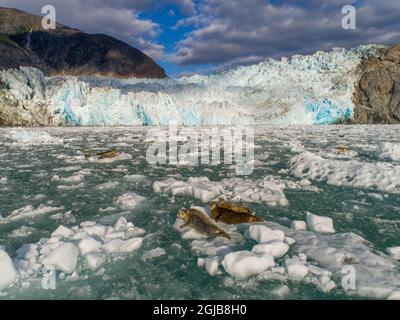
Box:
352, 45, 400, 124
0, 7, 166, 79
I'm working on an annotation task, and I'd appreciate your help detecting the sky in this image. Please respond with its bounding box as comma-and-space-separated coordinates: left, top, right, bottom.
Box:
0, 0, 399, 77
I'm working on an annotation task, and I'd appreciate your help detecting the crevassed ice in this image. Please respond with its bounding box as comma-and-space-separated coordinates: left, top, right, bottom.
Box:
0, 45, 384, 126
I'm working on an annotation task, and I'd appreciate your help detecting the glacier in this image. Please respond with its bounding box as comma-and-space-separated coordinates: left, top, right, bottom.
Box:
0, 45, 386, 126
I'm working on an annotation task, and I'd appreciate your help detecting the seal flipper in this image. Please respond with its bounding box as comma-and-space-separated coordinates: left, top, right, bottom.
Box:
216, 230, 231, 239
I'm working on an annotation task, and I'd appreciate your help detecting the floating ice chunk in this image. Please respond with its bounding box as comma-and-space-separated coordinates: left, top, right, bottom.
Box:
222, 251, 275, 279
285, 257, 308, 281
102, 238, 143, 253
104, 231, 125, 240
5, 129, 64, 146
248, 225, 285, 243
1, 205, 64, 223
42, 242, 79, 274
94, 181, 119, 190
102, 239, 124, 253
80, 221, 97, 227
115, 192, 145, 210
51, 225, 75, 239
0, 177, 7, 184
197, 258, 205, 268
78, 237, 102, 256
85, 253, 106, 271
123, 175, 148, 183
83, 225, 107, 237
291, 220, 307, 231
204, 256, 219, 276
154, 176, 287, 206
115, 238, 143, 253
272, 285, 290, 298
386, 247, 400, 260
308, 265, 332, 277
32, 194, 46, 201
114, 217, 128, 230
306, 212, 335, 234
57, 183, 84, 191
284, 237, 296, 246
142, 248, 166, 260
289, 152, 400, 194
0, 250, 18, 289
9, 226, 37, 238
375, 142, 400, 161
252, 241, 289, 258
59, 174, 84, 184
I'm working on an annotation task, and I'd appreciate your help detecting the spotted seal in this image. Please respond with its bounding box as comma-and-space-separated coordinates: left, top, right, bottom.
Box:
177, 208, 231, 239
209, 201, 263, 224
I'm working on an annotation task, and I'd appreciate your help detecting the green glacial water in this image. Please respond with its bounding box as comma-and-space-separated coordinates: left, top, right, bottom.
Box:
0, 125, 399, 300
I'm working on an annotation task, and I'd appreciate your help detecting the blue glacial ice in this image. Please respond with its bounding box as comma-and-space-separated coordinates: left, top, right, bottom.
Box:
0, 45, 385, 126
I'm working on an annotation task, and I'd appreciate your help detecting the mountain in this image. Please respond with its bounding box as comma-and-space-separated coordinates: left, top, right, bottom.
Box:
352, 44, 400, 124
0, 7, 166, 78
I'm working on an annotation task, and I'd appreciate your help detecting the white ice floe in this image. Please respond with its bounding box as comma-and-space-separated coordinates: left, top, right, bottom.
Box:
285, 257, 308, 281
86, 253, 107, 271
252, 241, 289, 258
248, 225, 285, 243
204, 256, 220, 276
271, 285, 290, 297
57, 183, 84, 191
174, 205, 400, 299
375, 142, 400, 162
0, 216, 146, 290
9, 226, 38, 238
306, 212, 335, 234
290, 220, 307, 231
58, 174, 84, 184
289, 152, 400, 193
0, 249, 18, 290
0, 205, 64, 224
222, 251, 275, 280
4, 129, 64, 146
42, 243, 79, 274
115, 192, 146, 211
123, 174, 149, 184
50, 211, 76, 224
94, 181, 119, 191
154, 176, 288, 206
142, 248, 166, 261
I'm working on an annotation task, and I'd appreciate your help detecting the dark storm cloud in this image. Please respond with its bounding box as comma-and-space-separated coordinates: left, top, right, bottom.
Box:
170, 0, 400, 66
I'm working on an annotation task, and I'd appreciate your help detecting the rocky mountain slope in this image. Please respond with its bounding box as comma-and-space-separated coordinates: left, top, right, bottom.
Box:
352, 44, 400, 124
0, 7, 166, 79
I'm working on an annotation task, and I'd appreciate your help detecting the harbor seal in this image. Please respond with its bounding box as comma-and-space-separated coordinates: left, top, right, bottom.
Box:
177, 208, 231, 239
217, 198, 252, 214
209, 202, 263, 225
84, 148, 118, 160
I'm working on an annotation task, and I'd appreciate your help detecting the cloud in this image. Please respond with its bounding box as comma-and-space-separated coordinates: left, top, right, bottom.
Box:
0, 0, 166, 58
170, 0, 400, 66
162, 0, 195, 16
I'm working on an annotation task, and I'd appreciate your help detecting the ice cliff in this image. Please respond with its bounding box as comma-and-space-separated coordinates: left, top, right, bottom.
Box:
0, 45, 392, 126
